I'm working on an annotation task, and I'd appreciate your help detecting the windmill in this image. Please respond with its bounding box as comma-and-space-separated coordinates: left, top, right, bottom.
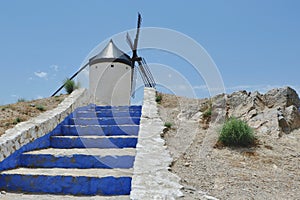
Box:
51, 13, 155, 105
126, 13, 156, 97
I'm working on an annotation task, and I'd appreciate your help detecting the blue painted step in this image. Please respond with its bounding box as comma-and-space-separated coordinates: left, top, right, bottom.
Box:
0, 168, 132, 195
68, 117, 140, 125
75, 105, 142, 112
0, 105, 141, 196
51, 136, 138, 148
20, 148, 136, 169
73, 110, 142, 118
60, 125, 139, 136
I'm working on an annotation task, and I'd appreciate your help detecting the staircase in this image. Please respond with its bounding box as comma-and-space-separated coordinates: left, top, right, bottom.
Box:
0, 105, 142, 196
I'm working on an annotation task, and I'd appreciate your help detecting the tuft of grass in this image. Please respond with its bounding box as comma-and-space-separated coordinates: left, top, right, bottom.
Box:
203, 107, 212, 118
156, 94, 162, 104
36, 105, 46, 111
17, 98, 26, 102
218, 117, 255, 147
13, 117, 22, 125
64, 78, 79, 94
164, 122, 172, 129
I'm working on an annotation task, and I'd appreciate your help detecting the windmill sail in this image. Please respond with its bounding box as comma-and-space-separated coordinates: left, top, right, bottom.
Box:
137, 59, 156, 88
131, 64, 137, 97
126, 13, 156, 97
141, 58, 156, 87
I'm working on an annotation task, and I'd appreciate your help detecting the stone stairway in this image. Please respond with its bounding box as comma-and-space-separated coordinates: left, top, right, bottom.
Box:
0, 105, 142, 196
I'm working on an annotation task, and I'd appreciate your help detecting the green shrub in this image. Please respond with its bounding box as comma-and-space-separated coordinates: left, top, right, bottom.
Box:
17, 98, 26, 102
64, 79, 79, 94
164, 122, 172, 129
219, 117, 255, 147
36, 105, 46, 111
156, 94, 162, 103
203, 107, 212, 118
13, 117, 22, 125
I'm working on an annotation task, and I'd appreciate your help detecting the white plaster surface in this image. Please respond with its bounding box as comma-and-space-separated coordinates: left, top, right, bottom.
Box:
0, 88, 89, 162
23, 148, 136, 156
89, 62, 132, 106
130, 88, 183, 199
1, 168, 132, 177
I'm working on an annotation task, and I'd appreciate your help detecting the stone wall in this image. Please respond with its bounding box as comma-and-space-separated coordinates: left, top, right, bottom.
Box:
130, 88, 183, 199
0, 88, 89, 163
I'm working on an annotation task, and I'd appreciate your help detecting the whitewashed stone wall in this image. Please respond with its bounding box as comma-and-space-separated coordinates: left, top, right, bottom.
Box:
0, 88, 89, 162
130, 88, 183, 199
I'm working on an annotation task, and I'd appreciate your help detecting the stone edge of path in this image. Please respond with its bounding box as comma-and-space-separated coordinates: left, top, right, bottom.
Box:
0, 88, 89, 162
130, 88, 183, 199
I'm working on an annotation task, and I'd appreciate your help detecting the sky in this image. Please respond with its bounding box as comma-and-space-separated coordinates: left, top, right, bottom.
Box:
0, 1, 300, 105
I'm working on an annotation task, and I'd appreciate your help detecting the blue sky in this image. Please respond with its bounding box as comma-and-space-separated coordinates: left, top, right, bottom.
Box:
0, 1, 300, 105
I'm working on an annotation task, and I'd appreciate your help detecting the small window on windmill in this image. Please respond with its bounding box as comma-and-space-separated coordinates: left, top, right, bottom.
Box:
111, 64, 114, 68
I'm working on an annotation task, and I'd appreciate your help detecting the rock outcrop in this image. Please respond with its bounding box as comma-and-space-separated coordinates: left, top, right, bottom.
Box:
212, 87, 300, 137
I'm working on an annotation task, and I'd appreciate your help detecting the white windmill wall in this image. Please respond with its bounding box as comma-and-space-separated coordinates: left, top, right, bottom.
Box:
89, 62, 132, 105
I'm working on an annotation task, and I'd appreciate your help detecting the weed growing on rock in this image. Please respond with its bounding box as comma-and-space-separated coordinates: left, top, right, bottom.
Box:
203, 107, 212, 118
36, 105, 46, 111
17, 98, 26, 102
64, 79, 79, 94
219, 117, 255, 147
13, 117, 22, 125
156, 94, 162, 104
164, 122, 172, 129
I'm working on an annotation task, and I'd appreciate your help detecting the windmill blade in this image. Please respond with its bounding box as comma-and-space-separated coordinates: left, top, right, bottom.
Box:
136, 61, 149, 87
131, 64, 137, 98
137, 60, 153, 87
141, 58, 156, 87
126, 32, 134, 51
133, 13, 142, 51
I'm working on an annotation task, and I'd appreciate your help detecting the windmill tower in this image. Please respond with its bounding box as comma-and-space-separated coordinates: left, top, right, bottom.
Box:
89, 40, 133, 105
51, 13, 155, 105
89, 13, 156, 105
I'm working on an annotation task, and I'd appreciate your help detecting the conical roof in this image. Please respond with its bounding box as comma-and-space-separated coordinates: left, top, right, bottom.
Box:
89, 39, 132, 66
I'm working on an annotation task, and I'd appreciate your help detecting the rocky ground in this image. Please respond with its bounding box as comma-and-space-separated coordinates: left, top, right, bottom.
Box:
0, 94, 67, 137
158, 87, 300, 200
1, 87, 299, 199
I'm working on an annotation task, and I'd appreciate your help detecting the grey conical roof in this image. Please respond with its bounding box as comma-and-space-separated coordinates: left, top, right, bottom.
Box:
89, 39, 132, 66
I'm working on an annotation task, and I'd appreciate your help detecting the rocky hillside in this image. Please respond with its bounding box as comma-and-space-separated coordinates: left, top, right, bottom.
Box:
211, 87, 300, 137
0, 94, 67, 137
158, 87, 300, 200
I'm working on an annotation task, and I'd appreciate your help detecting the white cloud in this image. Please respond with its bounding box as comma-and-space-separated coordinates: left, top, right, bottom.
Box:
193, 85, 207, 90
50, 65, 59, 72
34, 71, 48, 79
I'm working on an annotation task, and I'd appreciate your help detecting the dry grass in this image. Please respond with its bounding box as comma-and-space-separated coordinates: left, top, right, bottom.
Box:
0, 94, 67, 136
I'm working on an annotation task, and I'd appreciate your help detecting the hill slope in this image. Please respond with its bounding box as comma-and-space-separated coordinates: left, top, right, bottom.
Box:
0, 94, 67, 136
158, 87, 300, 200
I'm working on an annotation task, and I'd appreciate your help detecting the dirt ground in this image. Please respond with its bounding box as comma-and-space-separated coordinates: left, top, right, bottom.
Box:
1, 92, 299, 199
0, 94, 67, 137
157, 92, 300, 200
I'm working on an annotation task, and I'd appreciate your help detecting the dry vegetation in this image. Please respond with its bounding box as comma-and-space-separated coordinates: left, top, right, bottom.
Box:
158, 92, 300, 200
0, 94, 67, 136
